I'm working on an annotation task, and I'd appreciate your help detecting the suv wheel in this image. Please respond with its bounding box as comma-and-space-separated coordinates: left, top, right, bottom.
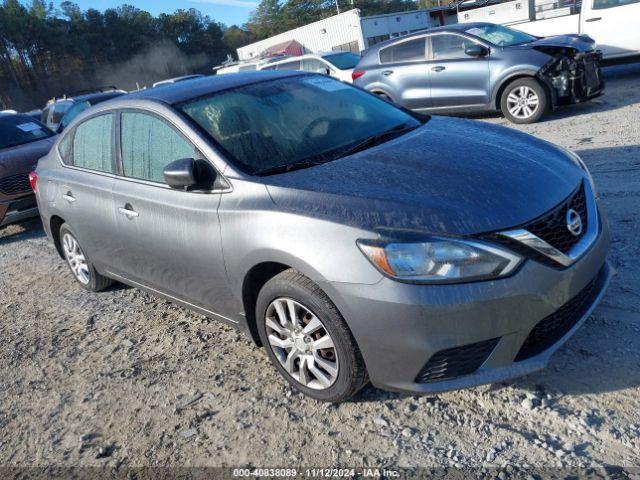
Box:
60, 224, 113, 292
256, 269, 368, 402
500, 78, 548, 124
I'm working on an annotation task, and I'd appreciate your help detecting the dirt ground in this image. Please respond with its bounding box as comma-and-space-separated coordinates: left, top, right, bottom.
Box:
1, 64, 639, 476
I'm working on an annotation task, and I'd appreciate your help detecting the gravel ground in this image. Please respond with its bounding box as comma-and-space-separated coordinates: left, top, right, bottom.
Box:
1, 64, 639, 475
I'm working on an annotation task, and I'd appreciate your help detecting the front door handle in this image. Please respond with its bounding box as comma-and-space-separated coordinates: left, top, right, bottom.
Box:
118, 204, 139, 219
585, 17, 602, 22
382, 70, 394, 76
62, 192, 76, 203
431, 66, 446, 72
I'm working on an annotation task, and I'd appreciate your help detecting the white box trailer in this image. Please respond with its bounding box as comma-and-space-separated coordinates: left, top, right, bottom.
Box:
456, 0, 640, 60
237, 10, 365, 61
236, 9, 437, 61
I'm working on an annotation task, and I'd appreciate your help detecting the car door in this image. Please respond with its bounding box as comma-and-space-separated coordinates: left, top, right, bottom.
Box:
582, 0, 640, 58
426, 33, 491, 109
376, 36, 430, 110
56, 113, 119, 270
108, 109, 238, 320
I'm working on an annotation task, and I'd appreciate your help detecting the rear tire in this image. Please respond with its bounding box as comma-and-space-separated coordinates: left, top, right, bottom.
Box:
500, 77, 549, 124
256, 269, 368, 402
59, 224, 113, 292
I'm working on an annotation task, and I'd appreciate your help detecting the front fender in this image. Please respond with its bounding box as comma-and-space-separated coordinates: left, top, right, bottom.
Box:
490, 68, 541, 108
218, 179, 383, 300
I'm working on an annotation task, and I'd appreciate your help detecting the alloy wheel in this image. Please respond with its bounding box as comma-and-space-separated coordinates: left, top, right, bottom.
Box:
265, 297, 339, 390
506, 86, 540, 120
62, 233, 90, 285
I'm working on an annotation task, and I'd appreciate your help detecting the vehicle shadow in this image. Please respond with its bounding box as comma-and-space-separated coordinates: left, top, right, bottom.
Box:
0, 218, 45, 246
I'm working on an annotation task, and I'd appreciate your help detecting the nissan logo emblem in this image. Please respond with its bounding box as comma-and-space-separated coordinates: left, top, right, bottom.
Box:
566, 208, 583, 237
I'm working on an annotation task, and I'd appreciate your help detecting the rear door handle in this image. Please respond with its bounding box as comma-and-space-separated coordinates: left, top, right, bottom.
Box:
382, 70, 394, 76
431, 66, 446, 72
118, 204, 139, 219
585, 17, 602, 22
62, 192, 76, 203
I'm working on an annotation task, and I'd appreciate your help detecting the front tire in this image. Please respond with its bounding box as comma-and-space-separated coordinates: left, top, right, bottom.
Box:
500, 77, 549, 124
59, 224, 113, 292
256, 269, 368, 402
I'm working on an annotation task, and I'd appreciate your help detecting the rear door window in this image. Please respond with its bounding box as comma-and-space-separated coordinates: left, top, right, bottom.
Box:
120, 112, 197, 183
379, 38, 426, 64
72, 114, 114, 173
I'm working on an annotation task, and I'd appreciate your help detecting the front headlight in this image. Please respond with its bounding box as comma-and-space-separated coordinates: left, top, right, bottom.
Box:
357, 238, 522, 284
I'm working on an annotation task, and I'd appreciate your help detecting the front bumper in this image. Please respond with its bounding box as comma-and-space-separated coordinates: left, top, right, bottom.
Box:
541, 51, 605, 108
0, 194, 39, 227
325, 216, 610, 394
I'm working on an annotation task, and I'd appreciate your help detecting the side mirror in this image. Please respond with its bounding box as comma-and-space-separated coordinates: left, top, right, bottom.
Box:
164, 158, 200, 189
465, 44, 489, 57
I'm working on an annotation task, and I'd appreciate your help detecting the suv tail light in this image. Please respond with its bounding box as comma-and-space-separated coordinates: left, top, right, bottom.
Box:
28, 171, 38, 193
351, 70, 365, 81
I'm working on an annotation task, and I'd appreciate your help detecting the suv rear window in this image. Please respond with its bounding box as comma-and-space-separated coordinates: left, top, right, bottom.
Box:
379, 38, 425, 64
0, 114, 54, 150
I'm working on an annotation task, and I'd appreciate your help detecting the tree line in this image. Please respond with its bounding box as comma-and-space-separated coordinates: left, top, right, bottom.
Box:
1, 0, 445, 111
0, 0, 231, 110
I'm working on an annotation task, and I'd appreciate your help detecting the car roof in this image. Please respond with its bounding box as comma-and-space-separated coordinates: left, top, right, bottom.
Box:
123, 71, 305, 106
73, 91, 126, 104
365, 22, 492, 52
152, 74, 205, 88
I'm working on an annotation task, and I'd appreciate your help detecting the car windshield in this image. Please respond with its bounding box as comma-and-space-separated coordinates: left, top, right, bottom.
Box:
0, 114, 54, 149
465, 24, 536, 47
179, 75, 421, 175
322, 52, 360, 70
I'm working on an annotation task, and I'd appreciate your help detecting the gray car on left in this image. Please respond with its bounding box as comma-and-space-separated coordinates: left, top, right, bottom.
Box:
0, 112, 56, 228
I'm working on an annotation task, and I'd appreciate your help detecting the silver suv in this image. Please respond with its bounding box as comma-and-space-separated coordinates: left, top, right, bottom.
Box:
33, 72, 610, 402
353, 23, 604, 124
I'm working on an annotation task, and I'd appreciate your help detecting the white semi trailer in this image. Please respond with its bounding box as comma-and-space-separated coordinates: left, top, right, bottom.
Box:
456, 0, 640, 60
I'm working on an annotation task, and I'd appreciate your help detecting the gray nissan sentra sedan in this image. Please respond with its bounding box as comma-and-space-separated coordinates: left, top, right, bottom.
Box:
32, 72, 611, 402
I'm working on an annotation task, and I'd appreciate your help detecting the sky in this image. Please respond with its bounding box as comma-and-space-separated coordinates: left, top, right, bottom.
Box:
52, 0, 257, 26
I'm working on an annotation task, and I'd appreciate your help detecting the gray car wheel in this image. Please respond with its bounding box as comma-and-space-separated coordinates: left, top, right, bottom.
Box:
256, 269, 368, 402
500, 77, 548, 124
59, 224, 113, 292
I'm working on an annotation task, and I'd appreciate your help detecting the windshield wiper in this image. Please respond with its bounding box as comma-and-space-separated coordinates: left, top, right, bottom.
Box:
257, 158, 328, 176
256, 121, 419, 176
336, 122, 418, 160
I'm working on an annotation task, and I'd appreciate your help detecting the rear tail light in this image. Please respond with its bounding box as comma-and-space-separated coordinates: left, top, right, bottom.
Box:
351, 70, 365, 81
28, 171, 38, 193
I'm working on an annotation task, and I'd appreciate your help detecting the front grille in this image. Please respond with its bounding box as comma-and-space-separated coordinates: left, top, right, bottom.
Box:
0, 172, 31, 196
415, 338, 499, 383
515, 266, 605, 362
488, 182, 590, 268
526, 183, 587, 254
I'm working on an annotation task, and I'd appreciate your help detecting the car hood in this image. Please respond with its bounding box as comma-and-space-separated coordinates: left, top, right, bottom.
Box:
263, 116, 584, 236
0, 136, 56, 178
520, 34, 596, 53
